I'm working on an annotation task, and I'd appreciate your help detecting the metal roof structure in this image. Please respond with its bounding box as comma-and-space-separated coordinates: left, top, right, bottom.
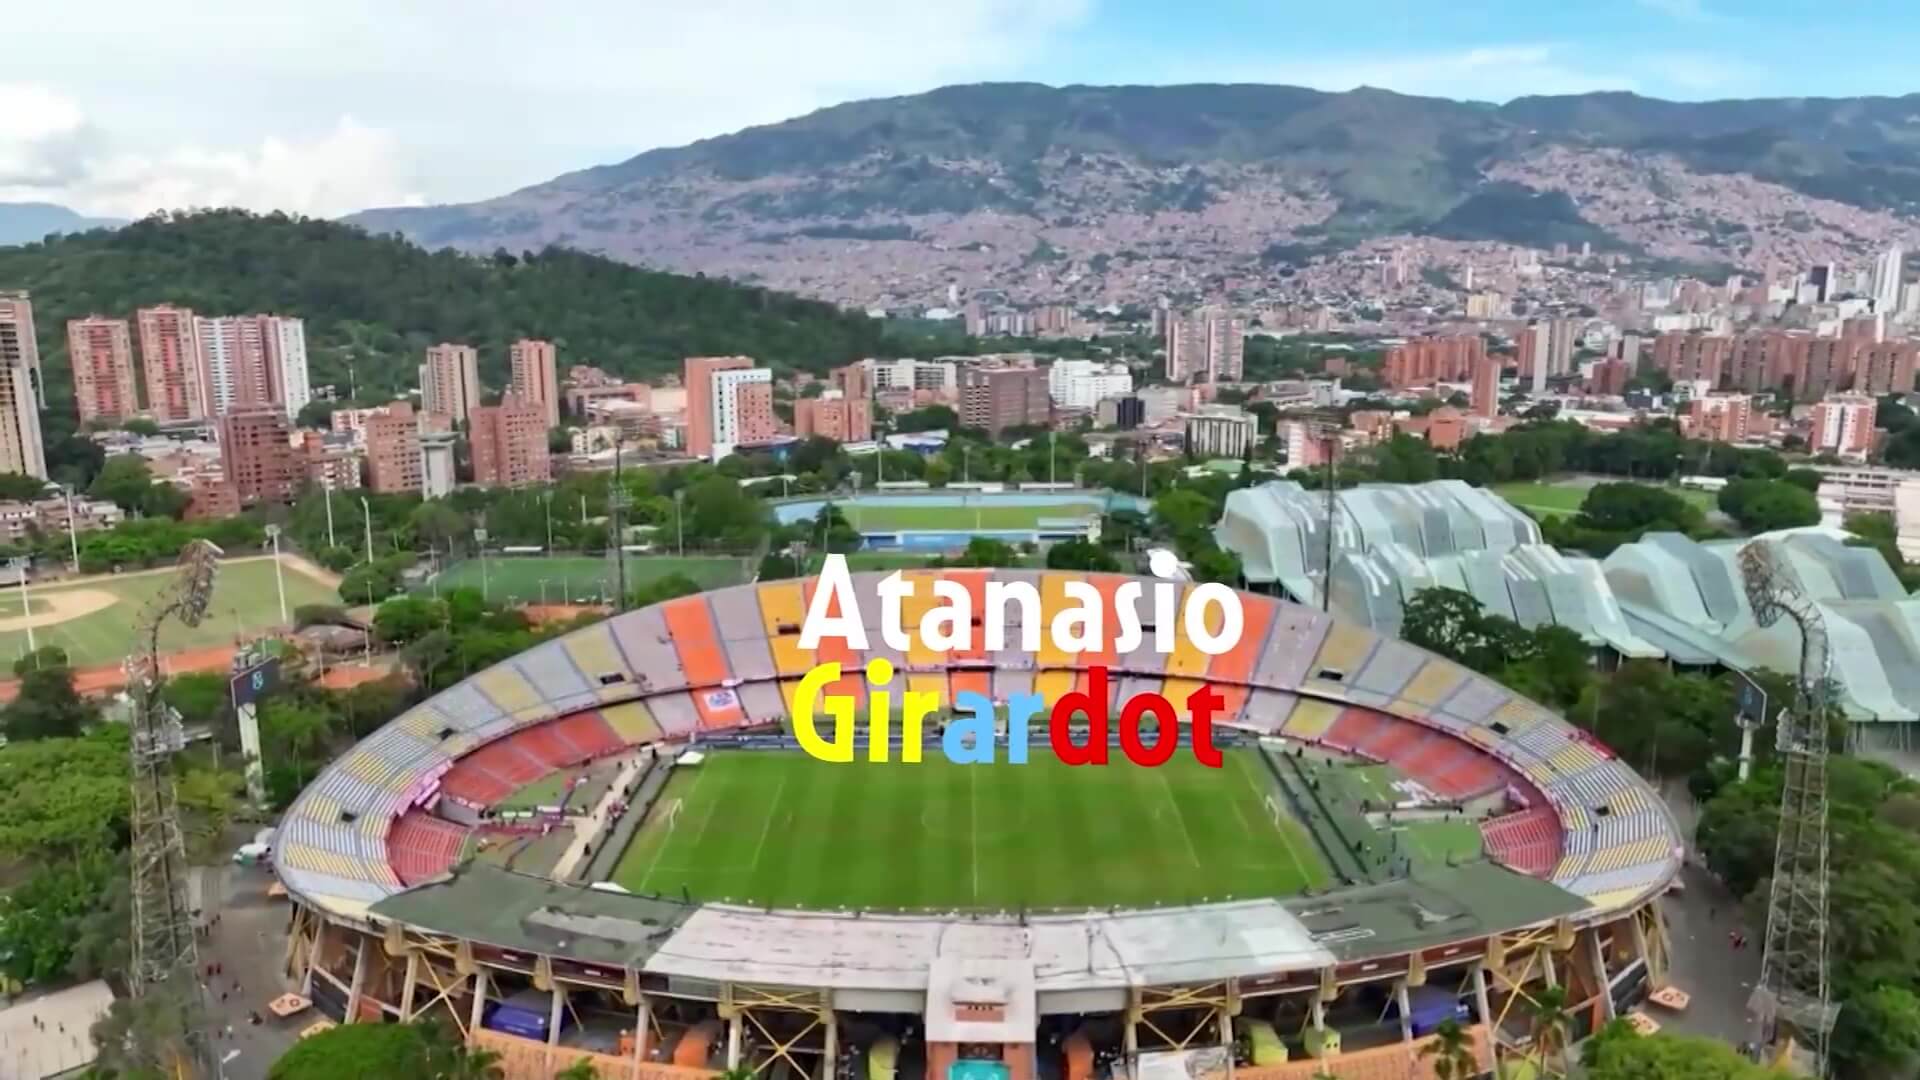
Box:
1219, 479, 1920, 724
1217, 480, 1662, 659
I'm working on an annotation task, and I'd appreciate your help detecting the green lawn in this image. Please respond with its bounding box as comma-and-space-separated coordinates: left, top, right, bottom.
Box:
0, 557, 339, 668
426, 555, 749, 604
843, 501, 1096, 532
1493, 480, 1718, 520
1491, 482, 1589, 518
611, 748, 1330, 911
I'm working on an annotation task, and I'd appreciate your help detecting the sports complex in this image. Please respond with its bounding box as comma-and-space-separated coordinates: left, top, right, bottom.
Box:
275, 570, 1683, 1080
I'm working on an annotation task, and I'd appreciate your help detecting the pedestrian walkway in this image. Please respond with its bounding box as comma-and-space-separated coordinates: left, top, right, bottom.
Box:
552, 751, 649, 881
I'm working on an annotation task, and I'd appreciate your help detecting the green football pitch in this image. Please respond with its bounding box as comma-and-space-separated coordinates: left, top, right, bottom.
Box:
425, 555, 750, 604
1492, 480, 1716, 520
610, 748, 1331, 911
0, 557, 340, 668
841, 501, 1096, 532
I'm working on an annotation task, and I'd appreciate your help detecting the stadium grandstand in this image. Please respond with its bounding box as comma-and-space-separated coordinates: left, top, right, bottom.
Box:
1219, 478, 1920, 736
275, 571, 1683, 1080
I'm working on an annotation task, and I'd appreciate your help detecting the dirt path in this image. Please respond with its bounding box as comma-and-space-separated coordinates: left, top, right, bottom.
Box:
0, 587, 118, 631
27, 552, 342, 593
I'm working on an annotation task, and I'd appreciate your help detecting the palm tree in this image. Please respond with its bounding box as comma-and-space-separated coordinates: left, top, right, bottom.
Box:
1527, 985, 1572, 1078
1419, 1017, 1477, 1080
721, 1067, 757, 1080
556, 1059, 602, 1080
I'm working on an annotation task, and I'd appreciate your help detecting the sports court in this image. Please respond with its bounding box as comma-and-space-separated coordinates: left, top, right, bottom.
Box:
611, 748, 1330, 911
424, 554, 750, 605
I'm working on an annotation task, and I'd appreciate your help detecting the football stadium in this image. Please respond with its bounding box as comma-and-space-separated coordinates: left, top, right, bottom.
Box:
275, 571, 1683, 1080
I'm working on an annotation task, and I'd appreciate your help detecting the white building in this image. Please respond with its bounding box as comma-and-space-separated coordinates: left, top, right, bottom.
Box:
419, 428, 457, 499
864, 357, 958, 396
1873, 245, 1906, 314
710, 366, 772, 461
1047, 359, 1132, 410
1183, 408, 1257, 458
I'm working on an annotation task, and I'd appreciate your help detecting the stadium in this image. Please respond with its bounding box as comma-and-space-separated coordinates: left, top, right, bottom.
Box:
274, 571, 1683, 1080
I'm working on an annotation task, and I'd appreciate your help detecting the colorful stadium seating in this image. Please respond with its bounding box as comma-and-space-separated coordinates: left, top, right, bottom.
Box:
268, 572, 1680, 921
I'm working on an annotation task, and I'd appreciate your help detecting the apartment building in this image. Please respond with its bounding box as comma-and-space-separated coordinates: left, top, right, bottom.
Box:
365, 402, 425, 494
66, 315, 139, 425
137, 305, 208, 422
1382, 335, 1484, 388
0, 291, 46, 480
794, 368, 873, 444
1164, 308, 1244, 383
959, 363, 1048, 437
1469, 354, 1501, 418
1685, 394, 1753, 443
684, 356, 776, 460
218, 408, 298, 505
1809, 394, 1877, 459
1184, 408, 1258, 458
1047, 359, 1133, 410
420, 343, 481, 424
470, 395, 553, 489
508, 339, 561, 428
196, 314, 310, 418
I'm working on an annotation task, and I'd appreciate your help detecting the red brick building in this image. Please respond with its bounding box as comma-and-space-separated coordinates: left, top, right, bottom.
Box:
471, 394, 552, 489
218, 409, 298, 505
365, 401, 424, 495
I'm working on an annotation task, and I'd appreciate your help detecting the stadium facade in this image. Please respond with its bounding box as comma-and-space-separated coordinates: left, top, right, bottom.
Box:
276, 572, 1682, 1080
1219, 479, 1920, 733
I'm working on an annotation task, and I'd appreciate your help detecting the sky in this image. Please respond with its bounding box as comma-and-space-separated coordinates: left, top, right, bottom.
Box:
3, 0, 1918, 220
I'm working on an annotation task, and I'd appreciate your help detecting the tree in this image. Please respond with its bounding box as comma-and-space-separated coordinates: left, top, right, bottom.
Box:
1527, 985, 1572, 1076
1417, 1018, 1476, 1080
1152, 488, 1216, 538
1784, 467, 1824, 493
1576, 482, 1703, 535
268, 1020, 479, 1079
161, 671, 231, 729
630, 573, 704, 608
1581, 1019, 1792, 1079
88, 453, 159, 513
0, 471, 46, 500
90, 982, 207, 1079
375, 594, 450, 645
3, 659, 98, 741
1719, 478, 1819, 533
260, 699, 336, 788
944, 537, 1022, 568
1046, 538, 1120, 572
894, 405, 959, 433
556, 1060, 603, 1080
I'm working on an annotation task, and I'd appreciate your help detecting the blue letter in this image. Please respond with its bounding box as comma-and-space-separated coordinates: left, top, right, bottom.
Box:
945, 691, 998, 764
1005, 692, 1044, 765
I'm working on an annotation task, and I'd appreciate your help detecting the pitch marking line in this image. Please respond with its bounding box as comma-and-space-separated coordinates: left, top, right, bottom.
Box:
746, 776, 786, 872
1156, 768, 1203, 870
969, 765, 980, 903
639, 767, 709, 893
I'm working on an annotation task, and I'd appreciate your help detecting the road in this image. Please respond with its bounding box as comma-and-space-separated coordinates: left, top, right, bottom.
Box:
197, 862, 302, 1080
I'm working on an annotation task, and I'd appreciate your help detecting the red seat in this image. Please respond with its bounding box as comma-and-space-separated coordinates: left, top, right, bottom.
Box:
1479, 807, 1561, 878
386, 810, 469, 886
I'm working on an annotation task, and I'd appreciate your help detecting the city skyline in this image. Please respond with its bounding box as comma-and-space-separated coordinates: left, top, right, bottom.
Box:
4, 2, 1920, 220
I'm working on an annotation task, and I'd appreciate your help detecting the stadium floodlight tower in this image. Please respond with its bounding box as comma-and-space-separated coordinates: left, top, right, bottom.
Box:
1737, 539, 1838, 1077
126, 539, 223, 1072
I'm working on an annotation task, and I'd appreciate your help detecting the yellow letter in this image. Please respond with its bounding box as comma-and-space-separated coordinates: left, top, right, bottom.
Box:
866, 658, 893, 763
900, 690, 939, 764
793, 663, 854, 763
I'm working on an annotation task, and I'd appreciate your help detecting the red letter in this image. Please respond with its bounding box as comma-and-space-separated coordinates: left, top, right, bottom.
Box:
1050, 666, 1109, 765
1185, 685, 1224, 768
1120, 692, 1177, 767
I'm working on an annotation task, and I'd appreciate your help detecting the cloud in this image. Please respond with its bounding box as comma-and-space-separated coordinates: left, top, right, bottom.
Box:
0, 0, 1093, 214
0, 85, 423, 218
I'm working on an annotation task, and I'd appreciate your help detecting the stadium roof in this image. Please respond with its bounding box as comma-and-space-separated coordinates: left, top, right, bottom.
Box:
1218, 480, 1920, 723
1217, 480, 1662, 658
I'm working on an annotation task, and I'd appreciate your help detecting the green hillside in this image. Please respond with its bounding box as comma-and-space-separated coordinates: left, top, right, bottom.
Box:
0, 210, 891, 432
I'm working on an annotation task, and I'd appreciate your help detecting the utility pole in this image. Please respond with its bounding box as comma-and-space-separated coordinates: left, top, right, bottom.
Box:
324, 483, 336, 550
266, 525, 288, 626
359, 495, 373, 565
609, 434, 630, 610
64, 488, 80, 571
543, 490, 554, 552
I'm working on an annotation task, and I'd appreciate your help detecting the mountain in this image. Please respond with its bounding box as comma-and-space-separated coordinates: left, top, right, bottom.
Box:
349, 84, 1920, 305
0, 203, 125, 246
0, 210, 890, 444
